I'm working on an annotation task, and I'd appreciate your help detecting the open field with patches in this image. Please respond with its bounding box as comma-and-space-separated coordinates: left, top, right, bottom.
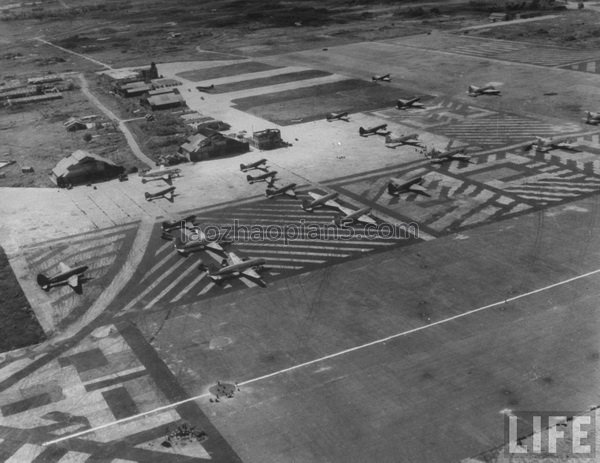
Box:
2, 3, 600, 463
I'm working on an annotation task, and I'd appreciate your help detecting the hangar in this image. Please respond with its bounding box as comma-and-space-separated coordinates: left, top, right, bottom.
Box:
144, 93, 186, 110
51, 150, 124, 187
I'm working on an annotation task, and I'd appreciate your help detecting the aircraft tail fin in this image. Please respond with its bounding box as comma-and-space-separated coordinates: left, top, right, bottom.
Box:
387, 183, 399, 196
246, 174, 255, 183
36, 274, 51, 291
239, 163, 247, 172
144, 192, 152, 200
359, 127, 367, 136
265, 188, 276, 198
141, 178, 149, 184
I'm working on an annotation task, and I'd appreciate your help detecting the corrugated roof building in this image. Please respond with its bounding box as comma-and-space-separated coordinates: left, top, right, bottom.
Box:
145, 93, 186, 110
179, 130, 249, 162
51, 150, 124, 187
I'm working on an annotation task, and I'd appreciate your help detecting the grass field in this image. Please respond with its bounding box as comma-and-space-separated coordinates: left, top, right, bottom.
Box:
0, 247, 45, 352
232, 79, 433, 125
176, 62, 281, 82
209, 69, 332, 94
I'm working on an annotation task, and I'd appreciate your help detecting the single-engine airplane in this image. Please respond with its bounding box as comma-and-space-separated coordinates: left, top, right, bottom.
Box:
387, 176, 430, 196
397, 97, 425, 110
240, 159, 268, 172
359, 124, 389, 137
301, 191, 340, 211
145, 186, 176, 202
266, 183, 297, 199
37, 262, 88, 293
333, 205, 376, 226
326, 111, 350, 122
197, 84, 215, 92
468, 85, 501, 97
247, 171, 277, 185
200, 251, 267, 287
385, 133, 422, 148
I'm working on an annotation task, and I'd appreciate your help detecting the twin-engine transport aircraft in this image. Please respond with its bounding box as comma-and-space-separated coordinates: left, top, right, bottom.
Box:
145, 186, 176, 202
359, 124, 389, 137
467, 85, 501, 97
247, 171, 277, 185
326, 111, 350, 122
162, 215, 197, 232
302, 192, 340, 211
428, 147, 471, 164
240, 159, 268, 172
397, 97, 425, 110
333, 205, 376, 226
524, 135, 578, 152
174, 225, 231, 256
200, 252, 267, 287
387, 176, 430, 196
37, 262, 88, 293
197, 84, 215, 92
385, 133, 422, 148
266, 183, 297, 199
140, 167, 181, 184
372, 74, 391, 82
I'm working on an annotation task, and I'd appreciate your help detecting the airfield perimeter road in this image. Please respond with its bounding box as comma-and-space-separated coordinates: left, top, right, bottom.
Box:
1, 30, 600, 462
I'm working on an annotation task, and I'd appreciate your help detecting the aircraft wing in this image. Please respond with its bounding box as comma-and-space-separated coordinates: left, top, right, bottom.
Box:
67, 275, 79, 288
58, 262, 72, 273
357, 214, 377, 225
325, 199, 342, 209
308, 192, 322, 201
206, 241, 224, 252
336, 205, 355, 217
228, 252, 243, 265
285, 189, 297, 198
241, 267, 261, 280
410, 184, 429, 194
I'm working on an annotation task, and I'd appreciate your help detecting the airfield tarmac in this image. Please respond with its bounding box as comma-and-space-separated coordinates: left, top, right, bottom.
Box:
1, 29, 600, 462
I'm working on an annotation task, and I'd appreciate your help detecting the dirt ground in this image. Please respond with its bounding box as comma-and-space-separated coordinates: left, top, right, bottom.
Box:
470, 9, 600, 48
0, 88, 143, 188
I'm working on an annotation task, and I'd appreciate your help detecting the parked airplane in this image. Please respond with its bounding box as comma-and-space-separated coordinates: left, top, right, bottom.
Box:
385, 133, 422, 148
162, 214, 197, 232
326, 111, 350, 122
174, 226, 231, 256
333, 205, 376, 226
141, 174, 174, 186
387, 176, 430, 196
302, 191, 340, 211
200, 251, 267, 287
397, 97, 425, 110
266, 183, 297, 199
37, 262, 88, 293
145, 186, 176, 202
525, 135, 577, 152
197, 84, 215, 92
247, 171, 277, 185
585, 111, 600, 125
240, 158, 268, 172
140, 167, 181, 182
428, 147, 471, 164
359, 124, 389, 137
468, 85, 501, 97
372, 74, 391, 82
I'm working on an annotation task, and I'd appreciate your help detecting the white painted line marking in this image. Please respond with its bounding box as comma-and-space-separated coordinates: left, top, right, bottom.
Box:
143, 262, 199, 310
44, 267, 600, 446
140, 252, 177, 284
170, 271, 206, 303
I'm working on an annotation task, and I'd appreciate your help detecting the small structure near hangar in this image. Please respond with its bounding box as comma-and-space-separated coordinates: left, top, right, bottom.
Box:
250, 128, 288, 150
179, 129, 249, 162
